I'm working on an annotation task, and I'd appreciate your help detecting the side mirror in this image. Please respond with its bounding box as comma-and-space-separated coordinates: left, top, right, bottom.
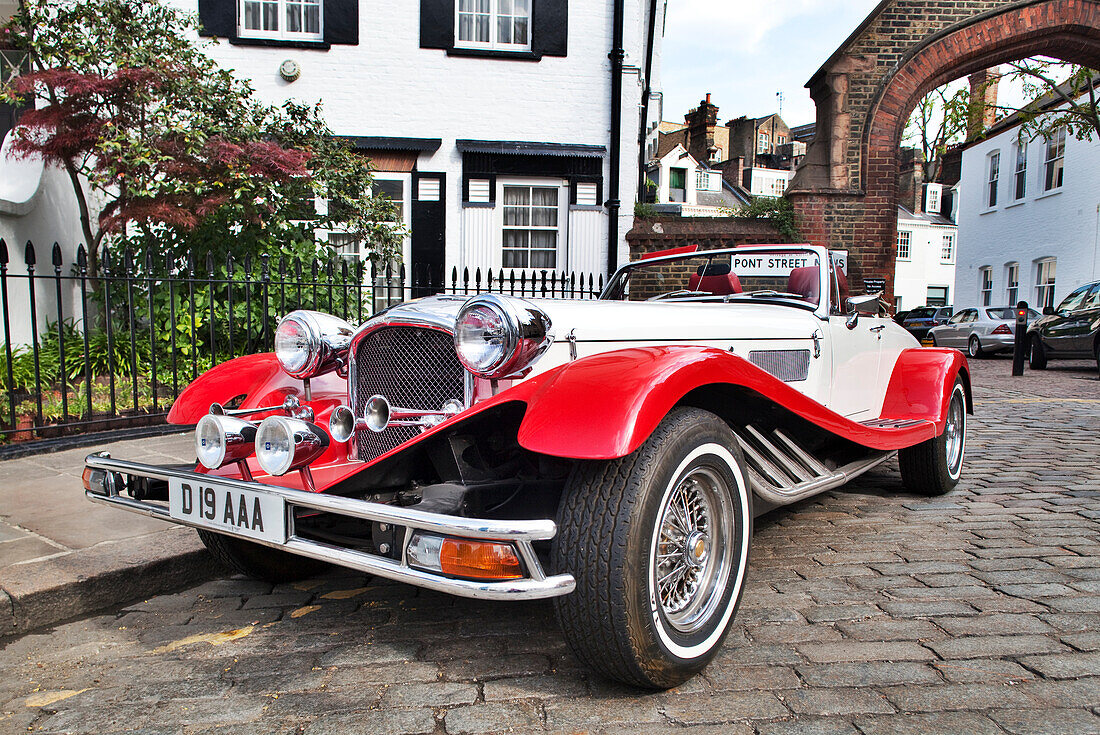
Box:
1042, 306, 1055, 316
846, 293, 881, 316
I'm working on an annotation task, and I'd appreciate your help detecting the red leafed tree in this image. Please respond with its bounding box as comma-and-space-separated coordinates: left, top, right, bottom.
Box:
1, 0, 399, 275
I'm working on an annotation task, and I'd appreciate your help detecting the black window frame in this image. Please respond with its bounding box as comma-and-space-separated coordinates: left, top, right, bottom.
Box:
198, 0, 359, 48
420, 0, 568, 61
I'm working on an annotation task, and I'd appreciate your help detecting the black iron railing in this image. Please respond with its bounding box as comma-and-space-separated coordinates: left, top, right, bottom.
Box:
0, 238, 603, 445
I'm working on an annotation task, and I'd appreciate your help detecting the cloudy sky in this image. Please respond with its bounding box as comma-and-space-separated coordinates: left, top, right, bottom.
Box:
659, 0, 884, 127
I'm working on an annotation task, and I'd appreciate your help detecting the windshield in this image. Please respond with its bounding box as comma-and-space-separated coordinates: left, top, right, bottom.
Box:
602, 248, 838, 311
986, 307, 1040, 320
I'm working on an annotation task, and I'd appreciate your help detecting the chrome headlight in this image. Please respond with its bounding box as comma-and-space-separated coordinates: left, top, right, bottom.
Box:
195, 414, 257, 470
255, 416, 329, 476
274, 310, 355, 379
454, 294, 552, 379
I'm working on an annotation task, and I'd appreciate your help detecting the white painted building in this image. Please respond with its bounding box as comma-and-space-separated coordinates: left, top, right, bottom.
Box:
1, 0, 666, 308
894, 184, 958, 313
181, 0, 666, 280
644, 143, 743, 217
956, 110, 1100, 311
748, 168, 792, 199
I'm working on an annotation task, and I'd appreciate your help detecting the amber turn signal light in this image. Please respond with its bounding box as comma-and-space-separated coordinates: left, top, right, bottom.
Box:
406, 532, 524, 581
440, 538, 523, 580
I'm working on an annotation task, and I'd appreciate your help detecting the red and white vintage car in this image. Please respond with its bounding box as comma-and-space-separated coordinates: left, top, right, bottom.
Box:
84, 244, 971, 688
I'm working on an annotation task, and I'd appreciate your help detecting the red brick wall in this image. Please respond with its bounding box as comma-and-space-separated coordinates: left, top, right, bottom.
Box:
791, 0, 1100, 304
626, 217, 788, 261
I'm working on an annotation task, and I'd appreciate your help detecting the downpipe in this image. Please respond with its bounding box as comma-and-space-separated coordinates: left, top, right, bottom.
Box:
606, 0, 626, 276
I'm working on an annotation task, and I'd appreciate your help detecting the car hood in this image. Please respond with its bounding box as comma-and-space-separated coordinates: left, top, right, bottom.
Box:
377, 294, 820, 343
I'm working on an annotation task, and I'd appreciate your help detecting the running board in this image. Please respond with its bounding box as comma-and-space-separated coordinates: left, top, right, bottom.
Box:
733, 425, 895, 506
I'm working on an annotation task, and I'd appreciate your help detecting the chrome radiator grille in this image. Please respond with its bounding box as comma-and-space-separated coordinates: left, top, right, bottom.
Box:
748, 349, 811, 383
354, 326, 465, 462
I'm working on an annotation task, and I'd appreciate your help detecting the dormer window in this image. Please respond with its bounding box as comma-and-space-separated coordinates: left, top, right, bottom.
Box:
239, 0, 322, 41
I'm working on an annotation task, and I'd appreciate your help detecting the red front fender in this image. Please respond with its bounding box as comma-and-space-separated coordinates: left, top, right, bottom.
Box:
514, 346, 965, 460
166, 353, 348, 425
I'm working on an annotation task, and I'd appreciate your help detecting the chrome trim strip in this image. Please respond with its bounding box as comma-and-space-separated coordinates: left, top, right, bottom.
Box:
84, 455, 575, 602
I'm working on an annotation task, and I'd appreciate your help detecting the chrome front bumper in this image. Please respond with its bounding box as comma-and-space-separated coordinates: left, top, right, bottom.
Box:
83, 454, 575, 601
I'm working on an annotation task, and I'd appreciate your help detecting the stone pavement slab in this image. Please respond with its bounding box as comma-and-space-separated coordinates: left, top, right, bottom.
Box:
0, 432, 218, 636
0, 355, 1096, 733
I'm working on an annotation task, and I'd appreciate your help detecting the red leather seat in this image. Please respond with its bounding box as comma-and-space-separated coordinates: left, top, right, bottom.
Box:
787, 267, 820, 305
689, 266, 742, 296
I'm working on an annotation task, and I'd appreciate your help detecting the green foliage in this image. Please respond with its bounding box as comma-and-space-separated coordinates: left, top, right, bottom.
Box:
634, 201, 659, 218
1, 0, 404, 274
1000, 60, 1100, 143
732, 197, 801, 241
903, 83, 970, 182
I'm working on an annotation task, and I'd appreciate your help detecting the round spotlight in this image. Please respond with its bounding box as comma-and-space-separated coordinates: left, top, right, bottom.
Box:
195, 414, 258, 470
195, 414, 227, 470
255, 416, 328, 476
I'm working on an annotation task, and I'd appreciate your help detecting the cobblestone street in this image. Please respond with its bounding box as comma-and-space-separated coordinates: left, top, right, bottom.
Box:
1, 357, 1098, 735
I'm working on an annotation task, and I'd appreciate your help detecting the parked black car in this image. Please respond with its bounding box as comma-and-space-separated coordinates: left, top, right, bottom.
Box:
1027, 280, 1100, 370
900, 305, 954, 341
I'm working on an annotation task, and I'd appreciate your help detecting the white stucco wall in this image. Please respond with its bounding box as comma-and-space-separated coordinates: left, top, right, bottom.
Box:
894, 217, 958, 312
0, 148, 90, 345
957, 122, 1100, 310
174, 0, 660, 275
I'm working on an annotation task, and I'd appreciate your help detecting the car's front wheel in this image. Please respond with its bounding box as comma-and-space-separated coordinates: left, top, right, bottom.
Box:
197, 530, 330, 583
898, 378, 966, 496
552, 408, 752, 689
967, 335, 984, 359
1029, 334, 1048, 369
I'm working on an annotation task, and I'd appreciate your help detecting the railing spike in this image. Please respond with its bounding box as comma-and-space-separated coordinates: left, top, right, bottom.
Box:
51, 242, 63, 268
77, 244, 87, 269
0, 238, 7, 264
24, 240, 35, 265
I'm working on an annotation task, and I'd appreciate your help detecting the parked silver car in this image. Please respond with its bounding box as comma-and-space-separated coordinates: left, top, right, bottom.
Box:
929, 306, 1040, 357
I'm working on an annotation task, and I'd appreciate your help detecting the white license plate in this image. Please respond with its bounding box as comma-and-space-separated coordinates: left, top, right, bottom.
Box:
168, 477, 287, 544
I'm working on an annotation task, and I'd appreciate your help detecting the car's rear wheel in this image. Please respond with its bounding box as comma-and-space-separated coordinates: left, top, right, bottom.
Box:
898, 378, 966, 496
967, 335, 984, 359
197, 529, 330, 583
1029, 334, 1048, 369
552, 408, 752, 689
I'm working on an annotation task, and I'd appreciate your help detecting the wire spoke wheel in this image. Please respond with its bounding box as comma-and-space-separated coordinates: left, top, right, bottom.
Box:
552, 408, 752, 689
944, 389, 965, 474
653, 468, 734, 634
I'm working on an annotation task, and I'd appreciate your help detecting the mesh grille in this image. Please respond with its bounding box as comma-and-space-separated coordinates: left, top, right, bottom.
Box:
354, 327, 464, 461
748, 349, 811, 383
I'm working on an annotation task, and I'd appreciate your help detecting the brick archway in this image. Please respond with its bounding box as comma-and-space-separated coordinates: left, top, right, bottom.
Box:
788, 0, 1100, 301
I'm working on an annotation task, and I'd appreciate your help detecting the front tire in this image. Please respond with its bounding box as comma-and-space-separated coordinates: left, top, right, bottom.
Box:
552, 408, 752, 689
1029, 334, 1048, 369
967, 335, 984, 359
197, 529, 330, 583
898, 379, 967, 496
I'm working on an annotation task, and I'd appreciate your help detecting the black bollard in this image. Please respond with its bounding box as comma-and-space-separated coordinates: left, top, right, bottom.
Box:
1012, 300, 1029, 377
